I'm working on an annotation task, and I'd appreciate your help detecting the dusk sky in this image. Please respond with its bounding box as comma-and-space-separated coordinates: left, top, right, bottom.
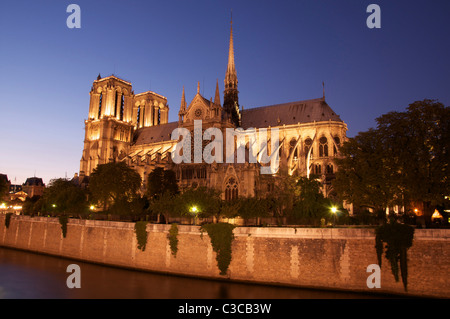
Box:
1, 0, 449, 185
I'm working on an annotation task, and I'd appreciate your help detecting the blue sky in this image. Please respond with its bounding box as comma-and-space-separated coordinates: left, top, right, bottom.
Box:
0, 0, 449, 184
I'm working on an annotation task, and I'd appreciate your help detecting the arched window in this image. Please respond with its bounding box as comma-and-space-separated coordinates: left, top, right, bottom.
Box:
120, 95, 124, 121
319, 136, 328, 157
225, 177, 238, 201
326, 164, 334, 174
114, 91, 118, 118
289, 138, 298, 160
98, 93, 103, 119
315, 164, 322, 175
137, 106, 141, 128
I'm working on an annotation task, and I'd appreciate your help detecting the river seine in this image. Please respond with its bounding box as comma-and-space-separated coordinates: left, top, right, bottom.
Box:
0, 247, 389, 299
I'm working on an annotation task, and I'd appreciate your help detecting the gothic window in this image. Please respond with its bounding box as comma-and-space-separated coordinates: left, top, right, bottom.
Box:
326, 164, 334, 174
225, 177, 238, 201
98, 93, 103, 119
304, 138, 313, 158
114, 91, 118, 118
195, 166, 207, 179
315, 164, 322, 175
137, 106, 141, 128
289, 138, 298, 159
120, 95, 124, 121
319, 136, 328, 157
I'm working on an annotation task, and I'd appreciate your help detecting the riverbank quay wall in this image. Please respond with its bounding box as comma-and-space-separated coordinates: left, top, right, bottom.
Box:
1, 215, 449, 298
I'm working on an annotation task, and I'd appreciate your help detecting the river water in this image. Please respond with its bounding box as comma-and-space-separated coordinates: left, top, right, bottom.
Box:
0, 247, 389, 299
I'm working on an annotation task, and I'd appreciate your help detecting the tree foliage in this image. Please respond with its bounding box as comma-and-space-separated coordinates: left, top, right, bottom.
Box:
177, 186, 222, 221
149, 191, 181, 223
291, 175, 331, 224
236, 197, 269, 225
41, 178, 88, 217
146, 167, 179, 200
333, 99, 450, 225
333, 129, 399, 211
0, 177, 8, 202
89, 162, 142, 211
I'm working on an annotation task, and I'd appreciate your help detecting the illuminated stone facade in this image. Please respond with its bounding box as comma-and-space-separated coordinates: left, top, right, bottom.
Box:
79, 22, 347, 200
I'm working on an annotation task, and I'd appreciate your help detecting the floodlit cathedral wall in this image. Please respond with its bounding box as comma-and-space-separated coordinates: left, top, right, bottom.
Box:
79, 22, 348, 200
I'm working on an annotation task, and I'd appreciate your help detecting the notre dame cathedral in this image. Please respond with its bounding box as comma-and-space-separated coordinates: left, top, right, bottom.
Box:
79, 20, 347, 200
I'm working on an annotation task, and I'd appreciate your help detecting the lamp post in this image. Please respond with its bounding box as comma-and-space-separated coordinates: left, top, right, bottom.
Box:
331, 206, 338, 226
190, 205, 199, 225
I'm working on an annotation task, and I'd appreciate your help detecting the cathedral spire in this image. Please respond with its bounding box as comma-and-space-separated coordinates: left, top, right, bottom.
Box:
226, 12, 236, 78
179, 86, 186, 123
214, 79, 221, 105
223, 12, 240, 126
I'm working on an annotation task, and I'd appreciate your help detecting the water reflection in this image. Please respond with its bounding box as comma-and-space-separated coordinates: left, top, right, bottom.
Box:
0, 247, 387, 299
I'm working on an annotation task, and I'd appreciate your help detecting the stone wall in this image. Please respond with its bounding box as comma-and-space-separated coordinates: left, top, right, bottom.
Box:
1, 215, 449, 298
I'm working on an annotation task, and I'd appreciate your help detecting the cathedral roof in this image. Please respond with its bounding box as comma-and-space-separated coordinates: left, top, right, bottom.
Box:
133, 98, 343, 146
133, 122, 179, 145
240, 97, 343, 129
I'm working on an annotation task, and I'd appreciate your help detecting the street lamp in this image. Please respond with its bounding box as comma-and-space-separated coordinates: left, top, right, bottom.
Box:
330, 206, 338, 226
190, 205, 199, 225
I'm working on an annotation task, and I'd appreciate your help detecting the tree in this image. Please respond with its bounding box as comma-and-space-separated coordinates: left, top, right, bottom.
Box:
236, 197, 269, 226
332, 128, 400, 213
291, 175, 331, 225
333, 99, 450, 227
177, 186, 222, 223
260, 169, 299, 224
41, 178, 88, 218
148, 191, 181, 224
0, 175, 8, 202
89, 162, 142, 212
376, 99, 450, 226
22, 195, 42, 216
146, 167, 179, 200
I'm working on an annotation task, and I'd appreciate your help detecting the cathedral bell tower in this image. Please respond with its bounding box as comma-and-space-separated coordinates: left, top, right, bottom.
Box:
223, 15, 241, 127
80, 75, 134, 176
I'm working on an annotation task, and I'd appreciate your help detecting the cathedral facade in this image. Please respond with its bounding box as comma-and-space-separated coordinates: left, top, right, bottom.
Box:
79, 21, 347, 200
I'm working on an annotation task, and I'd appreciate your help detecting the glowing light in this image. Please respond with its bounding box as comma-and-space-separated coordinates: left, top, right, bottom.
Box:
190, 206, 198, 214
432, 209, 443, 220
90, 205, 95, 211
52, 204, 57, 208
0, 203, 6, 209
331, 206, 338, 214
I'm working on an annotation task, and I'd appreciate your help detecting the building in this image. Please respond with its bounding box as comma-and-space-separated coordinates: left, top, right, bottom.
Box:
22, 177, 45, 198
79, 20, 347, 200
